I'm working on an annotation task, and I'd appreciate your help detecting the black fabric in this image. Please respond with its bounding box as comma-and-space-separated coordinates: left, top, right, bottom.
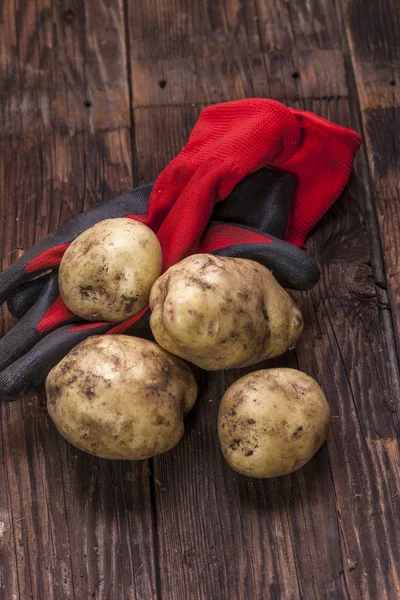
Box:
213, 166, 295, 238
0, 168, 319, 399
208, 222, 320, 290
7, 275, 50, 318
0, 272, 63, 372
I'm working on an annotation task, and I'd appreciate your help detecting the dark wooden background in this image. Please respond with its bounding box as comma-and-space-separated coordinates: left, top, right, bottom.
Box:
0, 0, 399, 598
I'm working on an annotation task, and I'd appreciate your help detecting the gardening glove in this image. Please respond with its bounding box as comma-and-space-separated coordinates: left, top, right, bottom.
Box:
0, 167, 315, 398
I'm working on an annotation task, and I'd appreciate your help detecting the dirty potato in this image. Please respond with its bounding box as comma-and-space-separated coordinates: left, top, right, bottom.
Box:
218, 368, 331, 478
46, 335, 197, 460
59, 218, 162, 322
149, 254, 303, 370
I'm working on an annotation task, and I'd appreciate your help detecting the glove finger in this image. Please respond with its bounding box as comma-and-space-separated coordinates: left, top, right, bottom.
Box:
0, 272, 77, 372
7, 274, 51, 318
0, 306, 153, 399
0, 321, 111, 399
201, 222, 320, 290
0, 284, 151, 396
212, 166, 295, 238
0, 184, 153, 305
213, 238, 319, 290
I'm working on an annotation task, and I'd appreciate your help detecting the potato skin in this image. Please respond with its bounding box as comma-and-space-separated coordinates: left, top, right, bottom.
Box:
149, 254, 303, 370
46, 335, 197, 460
59, 218, 162, 322
218, 368, 331, 478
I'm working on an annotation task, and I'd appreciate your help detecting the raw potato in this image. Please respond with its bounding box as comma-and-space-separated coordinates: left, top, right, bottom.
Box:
46, 335, 197, 460
218, 368, 331, 478
59, 218, 162, 322
149, 254, 303, 370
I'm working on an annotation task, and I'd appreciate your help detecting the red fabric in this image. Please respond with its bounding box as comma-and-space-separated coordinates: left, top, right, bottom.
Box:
107, 305, 149, 334
198, 224, 271, 254
68, 321, 109, 333
281, 109, 361, 246
45, 302, 148, 334
25, 243, 70, 273
127, 99, 360, 266
37, 296, 75, 333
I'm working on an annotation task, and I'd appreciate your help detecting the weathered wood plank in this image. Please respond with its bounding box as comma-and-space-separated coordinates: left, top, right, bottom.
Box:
342, 0, 400, 361
0, 1, 158, 599
131, 54, 270, 108
293, 101, 400, 600
129, 0, 260, 60
0, 0, 130, 136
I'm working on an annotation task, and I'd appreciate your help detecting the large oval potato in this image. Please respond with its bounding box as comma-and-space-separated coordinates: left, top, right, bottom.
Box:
149, 254, 303, 370
46, 335, 197, 460
59, 218, 162, 322
218, 368, 331, 478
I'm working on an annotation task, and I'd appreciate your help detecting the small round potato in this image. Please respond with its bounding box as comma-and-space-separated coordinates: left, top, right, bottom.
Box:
59, 218, 162, 322
149, 254, 303, 370
218, 368, 330, 478
46, 335, 197, 460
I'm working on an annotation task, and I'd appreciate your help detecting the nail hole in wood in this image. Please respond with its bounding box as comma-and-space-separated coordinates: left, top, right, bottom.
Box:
158, 80, 167, 89
84, 100, 92, 108
291, 72, 300, 79
389, 80, 396, 86
63, 9, 75, 23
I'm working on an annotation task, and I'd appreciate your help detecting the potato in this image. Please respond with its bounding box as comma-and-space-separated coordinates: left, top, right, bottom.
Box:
59, 218, 162, 322
218, 368, 331, 478
149, 254, 303, 370
46, 335, 197, 460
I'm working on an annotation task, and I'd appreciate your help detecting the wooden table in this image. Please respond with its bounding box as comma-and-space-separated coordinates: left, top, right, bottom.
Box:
0, 1, 399, 598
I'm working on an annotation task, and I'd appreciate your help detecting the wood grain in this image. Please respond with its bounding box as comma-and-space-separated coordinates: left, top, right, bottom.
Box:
342, 0, 400, 362
0, 0, 399, 599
